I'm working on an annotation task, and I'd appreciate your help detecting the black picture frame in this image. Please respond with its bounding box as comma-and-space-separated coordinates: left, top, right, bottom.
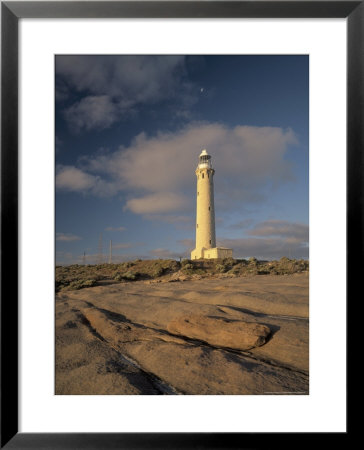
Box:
1, 1, 356, 448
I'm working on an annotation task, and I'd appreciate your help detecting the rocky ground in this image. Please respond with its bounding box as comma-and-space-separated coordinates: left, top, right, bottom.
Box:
55, 264, 309, 395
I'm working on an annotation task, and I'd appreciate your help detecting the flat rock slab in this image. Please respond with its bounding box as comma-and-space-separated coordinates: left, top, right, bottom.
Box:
167, 314, 271, 351
56, 275, 308, 394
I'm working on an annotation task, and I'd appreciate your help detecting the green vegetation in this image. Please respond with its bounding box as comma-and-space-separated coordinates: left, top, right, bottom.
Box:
55, 259, 180, 292
215, 264, 227, 273
224, 257, 309, 276
55, 257, 308, 292
181, 259, 192, 267
181, 263, 205, 275
56, 278, 97, 292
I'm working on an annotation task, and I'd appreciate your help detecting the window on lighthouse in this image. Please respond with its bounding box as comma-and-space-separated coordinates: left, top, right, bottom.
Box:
202, 173, 204, 179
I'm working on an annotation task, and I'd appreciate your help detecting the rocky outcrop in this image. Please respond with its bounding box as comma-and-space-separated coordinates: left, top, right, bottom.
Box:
167, 314, 270, 351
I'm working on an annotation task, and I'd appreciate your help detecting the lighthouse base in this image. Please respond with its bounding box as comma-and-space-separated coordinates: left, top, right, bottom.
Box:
191, 247, 233, 260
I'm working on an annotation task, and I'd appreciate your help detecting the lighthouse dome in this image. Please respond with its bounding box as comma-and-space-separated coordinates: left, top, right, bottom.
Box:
198, 149, 212, 169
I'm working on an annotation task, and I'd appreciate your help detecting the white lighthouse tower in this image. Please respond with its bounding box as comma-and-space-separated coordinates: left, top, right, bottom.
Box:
191, 150, 233, 260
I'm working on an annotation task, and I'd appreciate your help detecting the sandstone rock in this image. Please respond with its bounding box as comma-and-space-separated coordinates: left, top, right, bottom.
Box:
178, 275, 188, 281
167, 315, 270, 351
192, 275, 202, 280
167, 272, 190, 282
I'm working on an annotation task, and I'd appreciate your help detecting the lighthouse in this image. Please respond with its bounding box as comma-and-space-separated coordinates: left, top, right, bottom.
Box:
191, 150, 233, 260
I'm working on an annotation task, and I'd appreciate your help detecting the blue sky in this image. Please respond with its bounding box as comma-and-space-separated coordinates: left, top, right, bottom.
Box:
55, 55, 308, 264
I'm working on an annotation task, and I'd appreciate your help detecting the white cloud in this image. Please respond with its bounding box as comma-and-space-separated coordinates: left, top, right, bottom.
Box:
57, 55, 194, 132
56, 123, 298, 215
142, 215, 194, 230
218, 237, 308, 260
230, 219, 255, 229
89, 123, 296, 192
56, 165, 118, 196
56, 165, 96, 192
125, 193, 189, 215
143, 215, 192, 225
247, 220, 309, 241
218, 220, 309, 260
64, 95, 119, 132
56, 233, 82, 242
178, 238, 195, 250
149, 248, 187, 259
57, 55, 186, 100
217, 220, 309, 259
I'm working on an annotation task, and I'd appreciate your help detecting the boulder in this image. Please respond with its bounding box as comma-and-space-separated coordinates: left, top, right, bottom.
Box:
167, 315, 270, 351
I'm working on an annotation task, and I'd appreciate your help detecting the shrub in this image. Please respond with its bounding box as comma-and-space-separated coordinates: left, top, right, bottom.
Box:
55, 280, 66, 292
215, 264, 227, 273
222, 257, 236, 267
191, 268, 205, 275
229, 265, 242, 275
181, 259, 192, 267
122, 271, 137, 281
152, 267, 164, 278
237, 259, 248, 265
83, 279, 97, 287
280, 256, 290, 263
68, 279, 97, 290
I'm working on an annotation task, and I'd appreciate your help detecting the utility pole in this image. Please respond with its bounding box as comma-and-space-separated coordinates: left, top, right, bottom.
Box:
109, 240, 112, 264
82, 251, 86, 265
97, 233, 103, 264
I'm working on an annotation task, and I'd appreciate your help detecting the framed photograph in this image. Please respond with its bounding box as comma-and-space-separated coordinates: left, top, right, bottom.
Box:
2, 1, 355, 447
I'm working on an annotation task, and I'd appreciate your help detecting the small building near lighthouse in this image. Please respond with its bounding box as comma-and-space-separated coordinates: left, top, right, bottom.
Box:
191, 150, 233, 260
